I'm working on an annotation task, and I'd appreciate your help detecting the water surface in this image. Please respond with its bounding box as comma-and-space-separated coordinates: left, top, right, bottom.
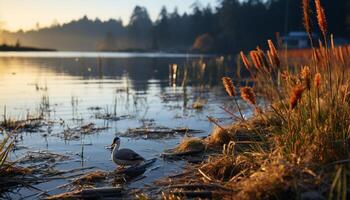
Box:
0, 52, 234, 199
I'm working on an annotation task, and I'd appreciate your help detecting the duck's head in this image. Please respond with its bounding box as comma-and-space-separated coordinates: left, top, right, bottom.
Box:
111, 136, 120, 150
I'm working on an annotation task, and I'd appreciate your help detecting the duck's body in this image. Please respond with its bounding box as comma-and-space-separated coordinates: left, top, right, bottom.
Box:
111, 137, 145, 166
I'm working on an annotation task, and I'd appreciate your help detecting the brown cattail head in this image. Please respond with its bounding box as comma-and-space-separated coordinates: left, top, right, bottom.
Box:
250, 51, 263, 69
267, 40, 280, 67
240, 86, 256, 105
301, 66, 311, 90
290, 84, 305, 109
256, 48, 269, 68
267, 50, 274, 67
302, 0, 311, 36
222, 77, 236, 97
314, 73, 321, 88
315, 0, 327, 37
240, 51, 251, 70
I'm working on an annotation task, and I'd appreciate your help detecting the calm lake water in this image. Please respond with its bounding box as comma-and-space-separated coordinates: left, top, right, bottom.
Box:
0, 52, 237, 199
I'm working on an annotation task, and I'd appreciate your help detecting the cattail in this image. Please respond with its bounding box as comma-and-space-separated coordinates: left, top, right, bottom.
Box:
301, 66, 311, 90
222, 77, 236, 97
315, 0, 327, 37
250, 51, 262, 69
302, 0, 311, 36
240, 51, 251, 70
256, 48, 269, 68
314, 73, 321, 88
240, 86, 256, 105
267, 40, 280, 67
290, 84, 305, 109
267, 50, 274, 67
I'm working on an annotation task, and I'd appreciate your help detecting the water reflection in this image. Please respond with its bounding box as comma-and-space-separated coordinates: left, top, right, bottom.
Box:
0, 53, 238, 198
0, 55, 236, 92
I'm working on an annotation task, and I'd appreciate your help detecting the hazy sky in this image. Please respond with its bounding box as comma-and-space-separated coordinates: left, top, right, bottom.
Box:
0, 0, 218, 32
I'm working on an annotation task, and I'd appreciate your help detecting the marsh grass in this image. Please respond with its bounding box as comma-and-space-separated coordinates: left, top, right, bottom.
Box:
174, 137, 206, 153
0, 132, 36, 193
162, 1, 350, 199
0, 132, 14, 172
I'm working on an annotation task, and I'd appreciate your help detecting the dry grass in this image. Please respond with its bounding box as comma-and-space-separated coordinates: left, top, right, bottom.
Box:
174, 137, 206, 153
72, 171, 108, 186
206, 125, 234, 147
199, 154, 255, 182
161, 2, 350, 199
226, 161, 295, 200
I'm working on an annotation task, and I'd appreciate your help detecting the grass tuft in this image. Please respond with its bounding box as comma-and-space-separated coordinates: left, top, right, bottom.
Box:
175, 137, 206, 153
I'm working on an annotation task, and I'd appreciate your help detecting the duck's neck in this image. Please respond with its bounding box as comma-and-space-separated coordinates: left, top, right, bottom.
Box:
113, 142, 120, 152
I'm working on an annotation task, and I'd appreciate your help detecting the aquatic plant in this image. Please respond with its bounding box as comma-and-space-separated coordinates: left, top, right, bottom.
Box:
0, 132, 13, 173
164, 1, 350, 199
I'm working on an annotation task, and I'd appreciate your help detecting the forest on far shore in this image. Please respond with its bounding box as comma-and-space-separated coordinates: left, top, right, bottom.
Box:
1, 0, 349, 53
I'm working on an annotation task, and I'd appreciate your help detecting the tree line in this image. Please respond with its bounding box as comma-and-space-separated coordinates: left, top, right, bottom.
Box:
2, 0, 349, 53
152, 0, 349, 53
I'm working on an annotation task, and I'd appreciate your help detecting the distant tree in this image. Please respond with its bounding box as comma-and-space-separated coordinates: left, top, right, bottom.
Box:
190, 3, 205, 39
1, 0, 348, 53
128, 6, 153, 49
154, 6, 170, 48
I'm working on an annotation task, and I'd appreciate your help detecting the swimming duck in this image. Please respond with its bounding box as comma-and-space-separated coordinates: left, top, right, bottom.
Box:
111, 136, 145, 166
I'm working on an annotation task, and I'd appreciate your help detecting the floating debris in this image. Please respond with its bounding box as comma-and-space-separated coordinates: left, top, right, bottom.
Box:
46, 159, 157, 199
120, 126, 203, 139
0, 117, 46, 133
58, 123, 108, 140
0, 149, 97, 196
72, 171, 109, 186
95, 113, 130, 121
46, 187, 124, 200
155, 167, 233, 199
18, 150, 70, 164
87, 106, 103, 111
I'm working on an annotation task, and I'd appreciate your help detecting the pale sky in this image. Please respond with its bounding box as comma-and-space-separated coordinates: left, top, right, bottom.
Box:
0, 0, 218, 32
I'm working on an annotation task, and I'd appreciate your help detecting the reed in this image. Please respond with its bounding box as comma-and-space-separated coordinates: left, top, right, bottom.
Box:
315, 0, 327, 38
289, 84, 305, 109
240, 51, 251, 70
222, 77, 236, 97
302, 0, 311, 37
239, 86, 256, 106
0, 132, 13, 170
222, 77, 245, 120
184, 3, 350, 199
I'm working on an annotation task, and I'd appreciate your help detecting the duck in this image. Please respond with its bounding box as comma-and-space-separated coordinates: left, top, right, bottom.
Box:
110, 136, 145, 167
